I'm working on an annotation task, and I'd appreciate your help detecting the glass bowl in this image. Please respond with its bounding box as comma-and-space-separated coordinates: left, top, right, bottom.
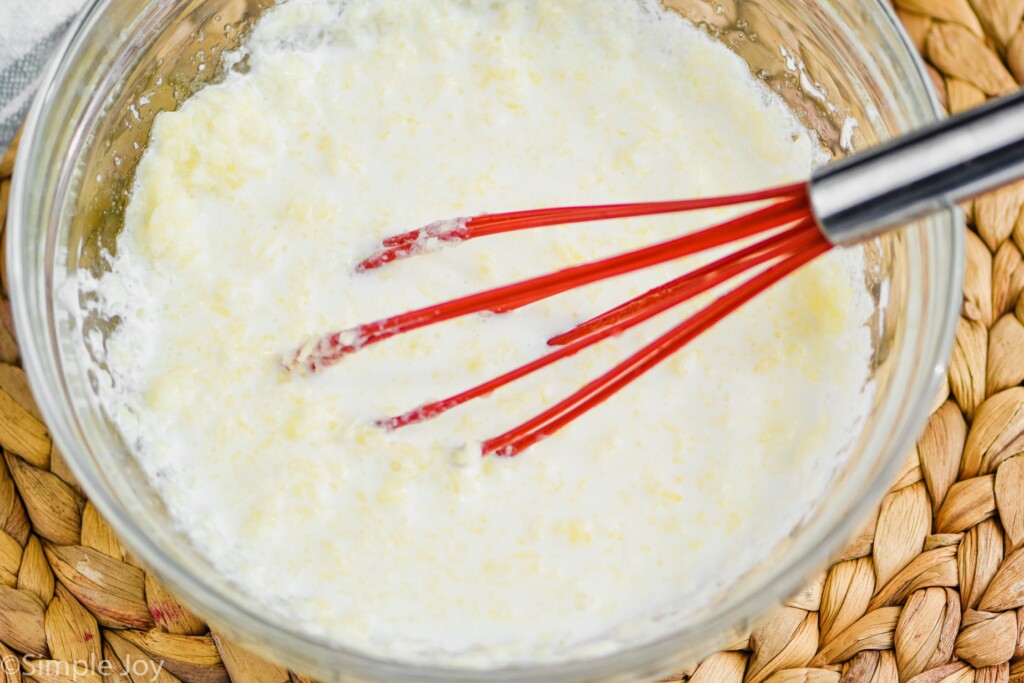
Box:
7, 0, 961, 681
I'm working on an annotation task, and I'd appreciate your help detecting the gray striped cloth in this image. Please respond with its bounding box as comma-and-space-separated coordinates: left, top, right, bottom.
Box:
0, 0, 87, 157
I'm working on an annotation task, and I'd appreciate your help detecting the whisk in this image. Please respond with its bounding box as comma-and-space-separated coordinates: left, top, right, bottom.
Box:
286, 89, 1024, 457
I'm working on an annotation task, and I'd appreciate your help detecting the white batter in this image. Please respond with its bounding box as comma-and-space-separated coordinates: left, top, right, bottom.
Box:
86, 0, 876, 666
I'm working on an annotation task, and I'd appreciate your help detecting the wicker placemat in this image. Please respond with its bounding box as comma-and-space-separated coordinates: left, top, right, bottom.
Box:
0, 2, 1022, 681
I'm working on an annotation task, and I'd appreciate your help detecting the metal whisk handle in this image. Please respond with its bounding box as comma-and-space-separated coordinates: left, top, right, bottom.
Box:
810, 87, 1024, 245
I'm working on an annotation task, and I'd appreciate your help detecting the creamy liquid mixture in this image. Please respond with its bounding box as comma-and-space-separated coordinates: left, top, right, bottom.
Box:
86, 0, 876, 666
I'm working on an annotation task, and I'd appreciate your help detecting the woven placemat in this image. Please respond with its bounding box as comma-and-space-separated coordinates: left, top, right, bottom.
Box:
0, 2, 1022, 681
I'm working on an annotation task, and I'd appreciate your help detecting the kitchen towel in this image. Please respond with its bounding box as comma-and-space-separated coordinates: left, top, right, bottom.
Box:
0, 0, 86, 156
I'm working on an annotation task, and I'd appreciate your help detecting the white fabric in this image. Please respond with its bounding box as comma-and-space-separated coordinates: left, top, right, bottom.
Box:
0, 0, 86, 155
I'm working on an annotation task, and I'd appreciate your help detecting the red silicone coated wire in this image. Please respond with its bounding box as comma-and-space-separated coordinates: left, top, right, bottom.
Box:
465, 183, 806, 235
355, 183, 808, 271
285, 194, 811, 373
482, 228, 832, 456
546, 218, 828, 345
378, 222, 823, 430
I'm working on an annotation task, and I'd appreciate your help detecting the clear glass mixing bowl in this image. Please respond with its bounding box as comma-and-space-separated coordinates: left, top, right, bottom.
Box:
8, 0, 961, 680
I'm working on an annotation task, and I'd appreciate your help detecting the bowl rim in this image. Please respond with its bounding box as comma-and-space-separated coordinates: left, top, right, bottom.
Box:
7, 0, 962, 680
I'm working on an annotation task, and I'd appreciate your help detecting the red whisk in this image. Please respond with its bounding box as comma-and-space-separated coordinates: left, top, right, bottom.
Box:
284, 89, 1024, 456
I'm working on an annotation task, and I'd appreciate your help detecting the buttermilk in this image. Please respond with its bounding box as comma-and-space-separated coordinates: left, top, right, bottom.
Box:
87, 0, 876, 667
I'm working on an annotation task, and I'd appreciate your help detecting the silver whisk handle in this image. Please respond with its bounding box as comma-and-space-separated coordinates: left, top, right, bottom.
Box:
810, 87, 1024, 245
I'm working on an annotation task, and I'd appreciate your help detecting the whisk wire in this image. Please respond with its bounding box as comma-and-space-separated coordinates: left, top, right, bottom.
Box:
288, 193, 811, 373
483, 227, 832, 456
379, 221, 824, 431
356, 183, 807, 271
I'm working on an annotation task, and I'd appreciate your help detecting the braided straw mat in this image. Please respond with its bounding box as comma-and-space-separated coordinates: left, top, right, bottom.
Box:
1, 1, 1024, 681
